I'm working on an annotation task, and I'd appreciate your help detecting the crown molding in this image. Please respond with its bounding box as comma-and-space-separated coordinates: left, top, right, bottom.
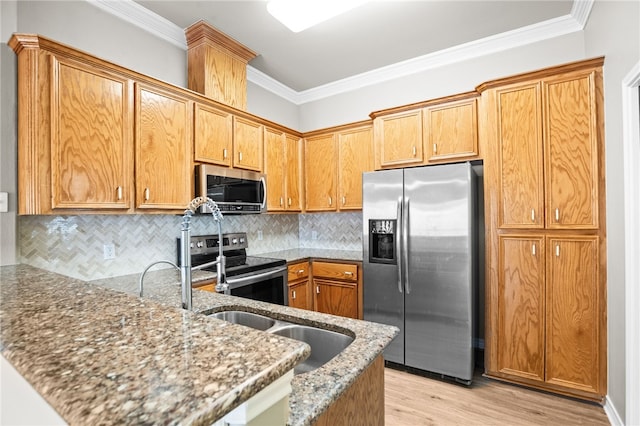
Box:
87, 0, 593, 105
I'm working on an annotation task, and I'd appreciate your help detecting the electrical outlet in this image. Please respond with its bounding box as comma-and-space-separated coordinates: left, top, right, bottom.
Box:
311, 231, 318, 240
257, 230, 263, 240
103, 243, 116, 260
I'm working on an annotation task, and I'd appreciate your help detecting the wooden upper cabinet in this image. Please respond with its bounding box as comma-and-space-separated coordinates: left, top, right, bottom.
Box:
373, 110, 423, 168
497, 235, 545, 382
285, 134, 303, 211
305, 133, 337, 211
337, 125, 372, 210
496, 82, 545, 229
135, 84, 192, 209
194, 103, 232, 166
424, 98, 478, 162
543, 71, 599, 229
264, 128, 303, 212
233, 116, 263, 171
51, 57, 133, 210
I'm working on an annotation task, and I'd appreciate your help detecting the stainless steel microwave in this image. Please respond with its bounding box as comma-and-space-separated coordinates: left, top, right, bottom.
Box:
195, 164, 266, 214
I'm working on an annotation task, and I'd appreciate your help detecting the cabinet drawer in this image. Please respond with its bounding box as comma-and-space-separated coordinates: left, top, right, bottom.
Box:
288, 261, 309, 282
313, 261, 358, 282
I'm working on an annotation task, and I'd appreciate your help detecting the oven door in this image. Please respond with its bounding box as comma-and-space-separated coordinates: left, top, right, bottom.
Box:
225, 265, 288, 305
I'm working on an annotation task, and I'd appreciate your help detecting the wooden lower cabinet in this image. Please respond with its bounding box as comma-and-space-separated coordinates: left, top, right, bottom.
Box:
314, 279, 358, 319
313, 355, 384, 426
490, 234, 604, 400
287, 261, 312, 311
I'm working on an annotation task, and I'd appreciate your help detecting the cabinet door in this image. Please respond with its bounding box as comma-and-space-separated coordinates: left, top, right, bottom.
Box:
497, 235, 545, 382
264, 128, 286, 211
313, 279, 358, 319
305, 134, 337, 211
496, 83, 544, 229
194, 103, 232, 166
135, 84, 192, 209
424, 98, 478, 162
285, 134, 303, 211
546, 236, 600, 394
51, 57, 132, 209
289, 279, 311, 310
374, 110, 423, 168
338, 126, 372, 210
543, 72, 599, 229
234, 117, 263, 171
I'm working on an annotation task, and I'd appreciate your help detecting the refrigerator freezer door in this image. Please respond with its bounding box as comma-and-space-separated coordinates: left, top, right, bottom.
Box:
403, 163, 475, 381
363, 168, 405, 364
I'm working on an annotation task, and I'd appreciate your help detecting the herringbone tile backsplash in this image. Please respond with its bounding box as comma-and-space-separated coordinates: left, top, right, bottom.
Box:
19, 212, 363, 280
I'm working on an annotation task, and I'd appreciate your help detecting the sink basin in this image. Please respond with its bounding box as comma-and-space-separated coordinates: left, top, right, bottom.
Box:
270, 324, 354, 375
208, 310, 276, 331
209, 310, 354, 374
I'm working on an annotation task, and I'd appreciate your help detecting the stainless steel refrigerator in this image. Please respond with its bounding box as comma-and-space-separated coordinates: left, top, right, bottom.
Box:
363, 162, 478, 383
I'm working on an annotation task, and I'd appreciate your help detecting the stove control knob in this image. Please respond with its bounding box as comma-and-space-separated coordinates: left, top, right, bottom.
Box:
239, 237, 245, 244
190, 242, 194, 249
196, 241, 204, 248
232, 238, 238, 244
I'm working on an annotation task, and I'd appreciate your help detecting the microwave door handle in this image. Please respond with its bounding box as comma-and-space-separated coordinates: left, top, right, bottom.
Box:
260, 176, 267, 210
396, 197, 403, 294
225, 266, 287, 288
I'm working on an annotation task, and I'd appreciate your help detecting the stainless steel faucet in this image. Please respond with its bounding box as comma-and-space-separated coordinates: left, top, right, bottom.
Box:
138, 196, 227, 311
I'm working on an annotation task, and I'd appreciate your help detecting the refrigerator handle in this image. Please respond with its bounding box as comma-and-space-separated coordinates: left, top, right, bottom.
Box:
396, 197, 403, 294
403, 197, 411, 294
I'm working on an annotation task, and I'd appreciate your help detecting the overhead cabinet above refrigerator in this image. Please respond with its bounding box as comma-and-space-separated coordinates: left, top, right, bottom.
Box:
363, 162, 479, 383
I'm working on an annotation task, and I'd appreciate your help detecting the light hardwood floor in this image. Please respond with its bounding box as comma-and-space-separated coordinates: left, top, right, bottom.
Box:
385, 367, 609, 425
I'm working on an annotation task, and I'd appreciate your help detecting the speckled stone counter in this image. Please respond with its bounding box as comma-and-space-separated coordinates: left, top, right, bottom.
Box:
0, 265, 309, 425
255, 248, 363, 263
2, 265, 398, 426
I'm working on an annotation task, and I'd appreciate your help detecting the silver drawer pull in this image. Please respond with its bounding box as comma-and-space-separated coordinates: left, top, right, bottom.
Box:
344, 271, 354, 277
297, 269, 305, 274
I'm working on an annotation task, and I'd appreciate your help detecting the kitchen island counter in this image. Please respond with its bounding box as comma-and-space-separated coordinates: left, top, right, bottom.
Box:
2, 264, 397, 426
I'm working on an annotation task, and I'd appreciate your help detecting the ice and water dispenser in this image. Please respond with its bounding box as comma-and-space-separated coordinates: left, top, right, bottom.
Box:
368, 219, 397, 264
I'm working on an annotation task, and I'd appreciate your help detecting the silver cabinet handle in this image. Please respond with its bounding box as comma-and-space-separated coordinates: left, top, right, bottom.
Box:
223, 148, 228, 159
288, 197, 292, 206
144, 187, 150, 201
238, 152, 243, 162
117, 186, 123, 200
433, 143, 437, 154
328, 196, 332, 206
291, 290, 296, 300
342, 196, 346, 205
280, 197, 284, 206
316, 286, 320, 294
412, 146, 417, 157
531, 208, 535, 222
555, 244, 560, 257
532, 243, 536, 256
344, 271, 354, 277
555, 208, 560, 222
396, 197, 403, 294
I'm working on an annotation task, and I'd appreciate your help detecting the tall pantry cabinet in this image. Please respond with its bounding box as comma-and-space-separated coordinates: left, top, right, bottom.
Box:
481, 57, 607, 402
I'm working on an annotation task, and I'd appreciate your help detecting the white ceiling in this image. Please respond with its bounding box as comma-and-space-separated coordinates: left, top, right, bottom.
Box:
118, 1, 582, 101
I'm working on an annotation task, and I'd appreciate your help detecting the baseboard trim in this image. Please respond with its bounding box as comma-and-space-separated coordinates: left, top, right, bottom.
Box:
604, 395, 624, 426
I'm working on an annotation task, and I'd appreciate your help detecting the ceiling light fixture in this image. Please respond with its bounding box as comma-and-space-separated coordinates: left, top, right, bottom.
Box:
267, 0, 368, 33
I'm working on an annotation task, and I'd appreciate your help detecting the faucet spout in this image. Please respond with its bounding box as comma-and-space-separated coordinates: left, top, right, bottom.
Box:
179, 196, 226, 310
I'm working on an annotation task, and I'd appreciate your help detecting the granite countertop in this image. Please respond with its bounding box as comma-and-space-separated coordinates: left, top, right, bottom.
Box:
0, 265, 309, 425
255, 248, 363, 263
1, 264, 398, 426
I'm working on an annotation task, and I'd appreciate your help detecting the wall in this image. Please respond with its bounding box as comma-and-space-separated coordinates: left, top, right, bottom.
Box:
0, 0, 18, 266
582, 1, 640, 422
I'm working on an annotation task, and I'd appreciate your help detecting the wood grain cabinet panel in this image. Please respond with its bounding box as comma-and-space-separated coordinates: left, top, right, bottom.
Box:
135, 84, 192, 210
497, 235, 545, 382
314, 279, 358, 319
51, 57, 133, 209
264, 128, 303, 212
305, 134, 337, 211
194, 103, 232, 166
546, 236, 600, 394
424, 98, 478, 162
374, 110, 423, 168
338, 126, 372, 210
233, 116, 263, 172
287, 261, 311, 311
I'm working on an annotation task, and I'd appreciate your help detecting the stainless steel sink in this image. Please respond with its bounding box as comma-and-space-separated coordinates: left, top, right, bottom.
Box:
208, 310, 276, 331
269, 324, 354, 375
208, 310, 354, 374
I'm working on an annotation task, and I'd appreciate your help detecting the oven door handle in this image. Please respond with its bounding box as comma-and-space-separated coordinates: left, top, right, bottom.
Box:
225, 266, 287, 288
